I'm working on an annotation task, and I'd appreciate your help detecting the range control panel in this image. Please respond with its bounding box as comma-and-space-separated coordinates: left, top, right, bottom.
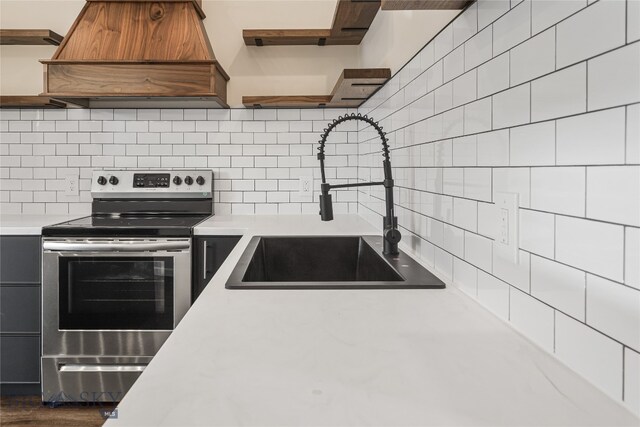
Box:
134, 173, 170, 188
91, 170, 213, 199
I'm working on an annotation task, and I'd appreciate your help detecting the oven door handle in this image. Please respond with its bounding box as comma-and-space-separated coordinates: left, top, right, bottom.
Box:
43, 241, 189, 252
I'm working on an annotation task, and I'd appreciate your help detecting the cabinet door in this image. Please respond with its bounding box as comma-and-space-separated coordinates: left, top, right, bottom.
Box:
0, 286, 40, 334
192, 236, 241, 302
0, 236, 41, 284
0, 336, 40, 383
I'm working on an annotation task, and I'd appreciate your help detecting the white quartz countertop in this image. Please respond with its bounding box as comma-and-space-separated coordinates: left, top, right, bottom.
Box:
0, 214, 78, 235
101, 215, 637, 426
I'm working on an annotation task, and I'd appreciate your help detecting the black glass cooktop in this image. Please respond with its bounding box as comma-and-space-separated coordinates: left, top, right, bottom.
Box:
42, 215, 210, 237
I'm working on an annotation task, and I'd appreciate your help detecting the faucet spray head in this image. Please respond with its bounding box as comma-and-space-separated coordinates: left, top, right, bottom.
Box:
319, 183, 333, 221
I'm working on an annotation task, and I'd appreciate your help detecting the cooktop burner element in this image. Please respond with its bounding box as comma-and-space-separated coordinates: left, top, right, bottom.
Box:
42, 169, 214, 237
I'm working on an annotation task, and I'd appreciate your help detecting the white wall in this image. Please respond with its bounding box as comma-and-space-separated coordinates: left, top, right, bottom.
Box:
0, 0, 457, 106
358, 0, 640, 416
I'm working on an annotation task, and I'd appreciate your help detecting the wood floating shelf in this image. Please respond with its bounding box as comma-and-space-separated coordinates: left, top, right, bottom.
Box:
0, 29, 63, 46
0, 96, 88, 109
244, 0, 381, 46
380, 0, 473, 10
243, 68, 390, 108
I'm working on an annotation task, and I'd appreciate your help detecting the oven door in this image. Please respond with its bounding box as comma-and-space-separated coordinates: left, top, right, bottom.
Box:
42, 238, 191, 357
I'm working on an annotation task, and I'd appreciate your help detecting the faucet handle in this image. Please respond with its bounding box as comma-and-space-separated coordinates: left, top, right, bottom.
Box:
384, 228, 402, 244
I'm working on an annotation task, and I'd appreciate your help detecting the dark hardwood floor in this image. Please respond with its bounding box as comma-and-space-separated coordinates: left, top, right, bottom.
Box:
0, 395, 114, 426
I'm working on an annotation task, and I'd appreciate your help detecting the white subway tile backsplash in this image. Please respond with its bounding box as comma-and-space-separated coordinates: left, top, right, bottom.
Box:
452, 70, 477, 108
625, 348, 640, 416
531, 255, 585, 320
453, 197, 478, 232
443, 167, 464, 196
555, 313, 623, 400
443, 45, 465, 83
628, 104, 640, 164
587, 274, 640, 352
510, 27, 555, 86
453, 2, 478, 47
509, 287, 554, 351
556, 108, 626, 165
453, 258, 478, 296
464, 168, 492, 201
452, 135, 477, 166
626, 227, 640, 290
493, 84, 530, 129
556, 0, 625, 68
464, 97, 493, 134
556, 216, 624, 282
477, 270, 509, 319
492, 0, 531, 55
465, 231, 493, 272
464, 26, 493, 72
588, 42, 640, 111
531, 63, 586, 122
630, 0, 640, 43
443, 224, 465, 257
531, 0, 586, 35
519, 209, 554, 258
509, 121, 555, 166
531, 167, 585, 216
477, 0, 510, 30
586, 166, 640, 226
493, 167, 530, 207
477, 52, 510, 98
477, 130, 509, 166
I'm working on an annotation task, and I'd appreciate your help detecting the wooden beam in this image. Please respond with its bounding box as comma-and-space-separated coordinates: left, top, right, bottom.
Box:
0, 29, 63, 46
381, 0, 473, 10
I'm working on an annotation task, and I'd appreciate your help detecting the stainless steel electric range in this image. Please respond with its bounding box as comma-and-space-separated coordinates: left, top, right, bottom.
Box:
41, 169, 213, 404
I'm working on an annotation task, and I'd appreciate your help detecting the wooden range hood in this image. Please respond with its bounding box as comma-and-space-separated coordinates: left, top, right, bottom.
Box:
41, 0, 229, 108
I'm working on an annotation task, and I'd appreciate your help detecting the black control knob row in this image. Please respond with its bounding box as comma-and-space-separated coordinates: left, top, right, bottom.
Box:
184, 176, 194, 185
173, 176, 182, 185
109, 176, 119, 185
196, 176, 205, 185
97, 176, 107, 185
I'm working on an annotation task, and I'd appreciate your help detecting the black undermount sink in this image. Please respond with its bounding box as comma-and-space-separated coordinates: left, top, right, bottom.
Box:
225, 236, 446, 290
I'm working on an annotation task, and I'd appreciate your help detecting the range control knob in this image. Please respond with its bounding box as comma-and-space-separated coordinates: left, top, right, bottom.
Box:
196, 176, 205, 185
97, 176, 107, 185
173, 176, 182, 185
184, 176, 194, 185
109, 176, 119, 185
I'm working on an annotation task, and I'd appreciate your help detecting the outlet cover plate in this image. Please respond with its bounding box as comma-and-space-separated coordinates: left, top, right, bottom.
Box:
494, 192, 519, 264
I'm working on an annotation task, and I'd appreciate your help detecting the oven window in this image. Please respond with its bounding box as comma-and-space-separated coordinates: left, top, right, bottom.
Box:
59, 257, 174, 330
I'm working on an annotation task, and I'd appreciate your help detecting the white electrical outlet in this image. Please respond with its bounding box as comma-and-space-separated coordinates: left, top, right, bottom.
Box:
298, 176, 313, 201
64, 175, 79, 196
494, 192, 519, 263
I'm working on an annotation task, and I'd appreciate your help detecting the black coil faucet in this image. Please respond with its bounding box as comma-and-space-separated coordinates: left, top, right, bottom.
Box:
317, 113, 401, 255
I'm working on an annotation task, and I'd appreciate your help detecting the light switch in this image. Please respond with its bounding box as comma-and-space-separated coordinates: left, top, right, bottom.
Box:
495, 192, 519, 263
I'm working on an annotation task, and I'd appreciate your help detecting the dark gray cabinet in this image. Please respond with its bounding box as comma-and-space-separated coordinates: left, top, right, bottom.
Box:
192, 236, 241, 302
0, 235, 41, 395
